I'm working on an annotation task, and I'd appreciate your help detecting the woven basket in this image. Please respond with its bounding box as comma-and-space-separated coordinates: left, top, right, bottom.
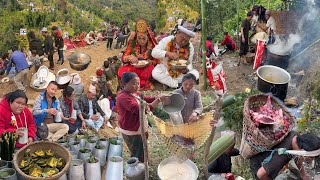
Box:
240, 94, 295, 159
13, 141, 71, 180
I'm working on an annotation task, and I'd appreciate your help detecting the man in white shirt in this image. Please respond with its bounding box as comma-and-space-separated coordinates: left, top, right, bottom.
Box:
265, 10, 276, 44
78, 84, 107, 132
151, 26, 199, 88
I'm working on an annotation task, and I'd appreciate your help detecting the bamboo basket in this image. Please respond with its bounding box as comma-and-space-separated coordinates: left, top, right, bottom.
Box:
13, 141, 71, 180
240, 94, 295, 159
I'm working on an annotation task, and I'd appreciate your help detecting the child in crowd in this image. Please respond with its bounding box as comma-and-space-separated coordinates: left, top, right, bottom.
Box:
112, 55, 121, 74
70, 73, 84, 101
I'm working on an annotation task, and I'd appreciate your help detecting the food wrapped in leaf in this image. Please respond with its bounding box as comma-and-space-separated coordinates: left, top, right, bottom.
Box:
29, 165, 42, 177
34, 150, 45, 157
19, 158, 31, 168
36, 158, 47, 167
46, 149, 54, 156
43, 168, 59, 176
47, 157, 58, 168
56, 158, 65, 168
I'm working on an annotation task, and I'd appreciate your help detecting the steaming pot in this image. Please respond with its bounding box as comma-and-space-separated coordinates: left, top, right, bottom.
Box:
266, 48, 290, 69
256, 65, 291, 101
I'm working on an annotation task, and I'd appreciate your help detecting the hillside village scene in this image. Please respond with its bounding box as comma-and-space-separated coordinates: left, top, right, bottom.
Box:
0, 0, 319, 179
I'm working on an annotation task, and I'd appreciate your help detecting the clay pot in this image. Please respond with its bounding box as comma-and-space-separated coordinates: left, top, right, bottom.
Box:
85, 158, 101, 180
105, 156, 123, 180
79, 148, 92, 161
0, 168, 17, 180
68, 159, 85, 180
93, 145, 107, 166
125, 157, 145, 180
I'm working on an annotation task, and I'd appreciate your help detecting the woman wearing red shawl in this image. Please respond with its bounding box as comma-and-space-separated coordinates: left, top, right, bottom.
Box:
0, 90, 36, 148
118, 19, 159, 90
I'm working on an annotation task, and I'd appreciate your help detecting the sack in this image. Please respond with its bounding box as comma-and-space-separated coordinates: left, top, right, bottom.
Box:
206, 59, 227, 95
8, 66, 16, 78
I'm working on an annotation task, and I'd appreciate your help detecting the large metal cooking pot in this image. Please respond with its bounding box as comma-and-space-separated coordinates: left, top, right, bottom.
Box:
158, 156, 199, 180
256, 65, 291, 100
56, 68, 71, 89
266, 48, 290, 69
67, 52, 91, 71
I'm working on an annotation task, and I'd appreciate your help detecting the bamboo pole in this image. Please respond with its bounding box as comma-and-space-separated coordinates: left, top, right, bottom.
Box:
201, 0, 207, 90
139, 94, 149, 180
203, 95, 223, 178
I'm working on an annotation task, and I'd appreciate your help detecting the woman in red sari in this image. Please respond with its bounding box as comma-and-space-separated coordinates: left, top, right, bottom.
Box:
118, 19, 159, 90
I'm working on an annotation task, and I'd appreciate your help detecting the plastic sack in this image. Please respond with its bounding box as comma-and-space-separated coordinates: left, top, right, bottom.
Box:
206, 58, 227, 95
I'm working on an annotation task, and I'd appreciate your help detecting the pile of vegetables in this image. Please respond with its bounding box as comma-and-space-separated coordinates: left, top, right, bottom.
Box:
19, 149, 65, 177
0, 132, 17, 161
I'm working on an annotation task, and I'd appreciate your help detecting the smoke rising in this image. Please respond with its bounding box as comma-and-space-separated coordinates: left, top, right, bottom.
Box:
268, 0, 319, 56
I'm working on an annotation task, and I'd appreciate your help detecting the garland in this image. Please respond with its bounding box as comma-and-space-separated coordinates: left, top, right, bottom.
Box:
129, 38, 153, 60
167, 38, 190, 78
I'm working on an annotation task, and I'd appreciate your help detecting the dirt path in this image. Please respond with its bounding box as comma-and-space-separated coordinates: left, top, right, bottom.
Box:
0, 41, 123, 100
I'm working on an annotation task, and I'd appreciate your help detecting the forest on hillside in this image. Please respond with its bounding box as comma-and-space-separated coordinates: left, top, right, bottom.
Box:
0, 0, 292, 54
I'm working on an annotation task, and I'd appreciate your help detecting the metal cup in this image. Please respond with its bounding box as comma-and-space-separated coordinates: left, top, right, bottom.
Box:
17, 128, 28, 144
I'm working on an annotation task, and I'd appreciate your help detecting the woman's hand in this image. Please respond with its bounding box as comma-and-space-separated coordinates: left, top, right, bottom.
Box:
128, 55, 138, 64
159, 95, 171, 105
188, 112, 199, 123
81, 121, 86, 129
27, 137, 33, 144
15, 128, 24, 137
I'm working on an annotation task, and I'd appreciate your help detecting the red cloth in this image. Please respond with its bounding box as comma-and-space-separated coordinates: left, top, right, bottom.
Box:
116, 90, 155, 131
206, 40, 216, 57
118, 64, 154, 90
0, 98, 36, 148
221, 34, 236, 50
253, 40, 266, 70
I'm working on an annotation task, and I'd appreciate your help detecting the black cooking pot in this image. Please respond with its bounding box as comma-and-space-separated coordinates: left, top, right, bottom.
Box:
256, 65, 291, 101
266, 49, 290, 69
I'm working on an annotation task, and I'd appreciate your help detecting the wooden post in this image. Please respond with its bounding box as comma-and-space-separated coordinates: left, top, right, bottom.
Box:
203, 95, 223, 178
201, 0, 207, 90
139, 94, 149, 180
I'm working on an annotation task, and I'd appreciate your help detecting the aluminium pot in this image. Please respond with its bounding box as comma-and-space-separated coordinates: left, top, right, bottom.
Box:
68, 159, 85, 180
55, 68, 71, 89
105, 156, 123, 180
67, 52, 91, 71
85, 158, 101, 180
256, 65, 291, 101
93, 145, 107, 166
266, 49, 290, 69
0, 168, 17, 180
